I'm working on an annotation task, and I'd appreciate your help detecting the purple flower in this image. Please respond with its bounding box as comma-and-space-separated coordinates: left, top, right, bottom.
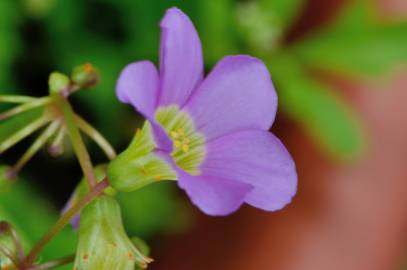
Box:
115, 7, 297, 216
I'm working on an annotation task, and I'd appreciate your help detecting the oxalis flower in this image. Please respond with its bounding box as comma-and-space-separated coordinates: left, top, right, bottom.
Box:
108, 7, 297, 216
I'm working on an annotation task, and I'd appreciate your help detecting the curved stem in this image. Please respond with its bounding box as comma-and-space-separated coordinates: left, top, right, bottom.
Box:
56, 95, 97, 188
24, 178, 109, 267
0, 97, 50, 121
74, 114, 117, 160
0, 95, 37, 104
0, 115, 51, 154
12, 121, 60, 174
32, 254, 74, 270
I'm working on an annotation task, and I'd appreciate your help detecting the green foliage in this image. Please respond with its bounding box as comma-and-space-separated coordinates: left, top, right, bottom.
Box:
293, 1, 407, 77
259, 0, 305, 28
269, 55, 365, 160
0, 0, 21, 89
118, 182, 188, 239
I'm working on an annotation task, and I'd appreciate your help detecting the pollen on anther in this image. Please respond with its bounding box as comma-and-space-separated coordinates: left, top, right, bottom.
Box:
153, 175, 161, 181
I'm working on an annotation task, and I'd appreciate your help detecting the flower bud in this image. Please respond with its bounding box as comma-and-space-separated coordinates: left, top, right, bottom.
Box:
0, 166, 15, 192
71, 63, 100, 89
48, 72, 71, 95
74, 196, 152, 270
107, 123, 176, 192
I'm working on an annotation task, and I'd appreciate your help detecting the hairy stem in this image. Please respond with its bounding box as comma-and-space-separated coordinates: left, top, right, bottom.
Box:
0, 115, 51, 154
0, 97, 50, 121
74, 114, 117, 160
24, 178, 109, 267
56, 95, 97, 188
12, 121, 60, 174
32, 254, 75, 270
0, 95, 37, 104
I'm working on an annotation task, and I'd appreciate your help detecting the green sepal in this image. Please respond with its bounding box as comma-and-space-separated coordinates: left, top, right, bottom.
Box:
74, 195, 152, 270
107, 122, 176, 193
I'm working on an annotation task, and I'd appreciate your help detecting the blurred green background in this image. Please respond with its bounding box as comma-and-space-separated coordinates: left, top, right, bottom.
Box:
0, 0, 406, 269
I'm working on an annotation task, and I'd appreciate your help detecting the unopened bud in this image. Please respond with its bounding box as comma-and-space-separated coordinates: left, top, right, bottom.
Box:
71, 63, 100, 89
48, 72, 70, 95
74, 196, 153, 270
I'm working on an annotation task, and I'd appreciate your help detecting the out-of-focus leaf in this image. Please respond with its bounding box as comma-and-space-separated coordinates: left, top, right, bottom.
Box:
24, 0, 56, 18
293, 1, 407, 77
0, 0, 21, 88
196, 0, 238, 65
0, 180, 77, 270
269, 55, 365, 160
259, 0, 305, 28
117, 182, 189, 239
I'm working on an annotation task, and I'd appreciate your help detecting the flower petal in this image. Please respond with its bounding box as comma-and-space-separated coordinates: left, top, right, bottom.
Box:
201, 130, 297, 211
116, 61, 159, 117
177, 170, 253, 216
184, 55, 277, 141
158, 7, 204, 107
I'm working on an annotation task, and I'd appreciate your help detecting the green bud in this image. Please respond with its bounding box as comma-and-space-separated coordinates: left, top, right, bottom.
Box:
74, 196, 152, 270
71, 63, 100, 89
48, 72, 71, 95
0, 166, 15, 192
107, 123, 176, 192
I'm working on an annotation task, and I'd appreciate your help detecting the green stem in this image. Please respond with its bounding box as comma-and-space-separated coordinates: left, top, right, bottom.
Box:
0, 97, 50, 121
12, 121, 60, 174
0, 115, 51, 154
24, 178, 109, 267
32, 254, 75, 270
56, 95, 97, 188
74, 114, 117, 160
0, 95, 37, 104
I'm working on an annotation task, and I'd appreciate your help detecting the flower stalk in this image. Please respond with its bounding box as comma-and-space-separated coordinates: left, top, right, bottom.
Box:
11, 121, 60, 175
74, 114, 117, 160
0, 115, 52, 154
55, 94, 98, 188
0, 97, 51, 121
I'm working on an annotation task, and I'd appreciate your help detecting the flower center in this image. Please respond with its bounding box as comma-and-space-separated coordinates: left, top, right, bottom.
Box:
155, 105, 206, 175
